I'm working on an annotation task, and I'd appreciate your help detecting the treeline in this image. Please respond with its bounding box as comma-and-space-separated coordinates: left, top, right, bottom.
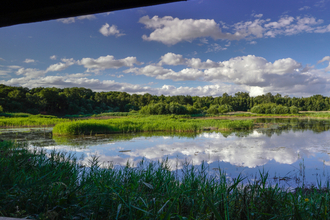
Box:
1, 84, 330, 115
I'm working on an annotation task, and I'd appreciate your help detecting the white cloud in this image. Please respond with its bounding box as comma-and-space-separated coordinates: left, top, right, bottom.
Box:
318, 56, 330, 71
299, 6, 311, 11
77, 15, 96, 20
0, 58, 4, 61
0, 70, 10, 76
249, 86, 264, 96
200, 38, 209, 44
126, 53, 330, 96
16, 68, 45, 78
57, 15, 96, 24
159, 53, 185, 66
24, 59, 35, 63
50, 55, 57, 60
206, 43, 227, 53
99, 23, 125, 37
263, 16, 327, 37
249, 41, 257, 45
139, 15, 244, 45
314, 24, 330, 33
78, 55, 141, 73
159, 52, 222, 69
253, 14, 263, 18
57, 17, 75, 24
8, 65, 22, 69
109, 74, 124, 78
46, 58, 76, 72
140, 15, 330, 45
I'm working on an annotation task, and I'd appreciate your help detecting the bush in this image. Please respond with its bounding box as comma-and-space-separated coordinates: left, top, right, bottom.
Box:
207, 105, 219, 114
0, 105, 3, 113
139, 102, 188, 115
218, 104, 234, 114
251, 103, 295, 114
290, 106, 299, 114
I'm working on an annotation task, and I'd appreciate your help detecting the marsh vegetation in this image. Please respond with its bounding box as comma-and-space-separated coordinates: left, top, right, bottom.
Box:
2, 140, 330, 219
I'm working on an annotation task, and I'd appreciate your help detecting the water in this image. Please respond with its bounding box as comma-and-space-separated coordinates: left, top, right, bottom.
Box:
1, 118, 330, 187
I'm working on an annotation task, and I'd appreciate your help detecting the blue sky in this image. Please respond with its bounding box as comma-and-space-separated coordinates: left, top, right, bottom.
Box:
1, 0, 330, 97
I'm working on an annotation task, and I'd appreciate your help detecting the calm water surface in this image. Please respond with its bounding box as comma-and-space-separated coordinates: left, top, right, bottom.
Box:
1, 118, 330, 186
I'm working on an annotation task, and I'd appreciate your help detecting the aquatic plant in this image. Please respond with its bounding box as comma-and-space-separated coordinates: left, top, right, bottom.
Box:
52, 115, 254, 136
1, 140, 330, 219
0, 114, 68, 127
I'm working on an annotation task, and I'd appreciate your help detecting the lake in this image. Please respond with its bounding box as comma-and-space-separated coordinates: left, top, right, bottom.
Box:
1, 118, 330, 187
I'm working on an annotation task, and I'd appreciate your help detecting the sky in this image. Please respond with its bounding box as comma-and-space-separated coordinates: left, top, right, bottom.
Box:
1, 0, 330, 97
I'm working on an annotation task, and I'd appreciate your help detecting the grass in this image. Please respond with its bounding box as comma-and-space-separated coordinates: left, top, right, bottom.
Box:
52, 115, 254, 136
1, 140, 330, 219
0, 114, 69, 127
1, 111, 330, 128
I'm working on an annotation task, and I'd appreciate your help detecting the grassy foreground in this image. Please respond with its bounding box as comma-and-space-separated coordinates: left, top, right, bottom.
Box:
52, 115, 254, 136
1, 140, 330, 219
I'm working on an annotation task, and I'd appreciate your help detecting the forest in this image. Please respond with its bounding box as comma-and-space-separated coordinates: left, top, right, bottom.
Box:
1, 84, 330, 115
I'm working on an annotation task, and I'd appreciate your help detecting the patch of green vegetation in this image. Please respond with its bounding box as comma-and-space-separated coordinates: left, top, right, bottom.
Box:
52, 115, 254, 136
0, 114, 69, 127
251, 103, 299, 114
1, 140, 330, 219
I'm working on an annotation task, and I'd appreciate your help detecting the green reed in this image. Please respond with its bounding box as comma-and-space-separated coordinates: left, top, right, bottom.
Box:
1, 140, 330, 219
52, 115, 254, 136
0, 115, 69, 127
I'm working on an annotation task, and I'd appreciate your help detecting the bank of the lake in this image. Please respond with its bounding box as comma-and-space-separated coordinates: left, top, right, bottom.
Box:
1, 140, 330, 219
52, 115, 254, 136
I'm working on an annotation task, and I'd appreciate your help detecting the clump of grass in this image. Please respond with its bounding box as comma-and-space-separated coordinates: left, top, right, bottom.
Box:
53, 115, 254, 136
1, 140, 330, 219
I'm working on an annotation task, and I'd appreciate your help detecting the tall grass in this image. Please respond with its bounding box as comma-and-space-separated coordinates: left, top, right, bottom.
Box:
1, 140, 330, 219
0, 114, 69, 127
53, 115, 254, 136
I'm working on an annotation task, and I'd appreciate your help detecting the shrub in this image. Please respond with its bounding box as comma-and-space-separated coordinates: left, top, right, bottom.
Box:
251, 103, 295, 114
290, 105, 299, 114
218, 104, 234, 114
207, 105, 219, 114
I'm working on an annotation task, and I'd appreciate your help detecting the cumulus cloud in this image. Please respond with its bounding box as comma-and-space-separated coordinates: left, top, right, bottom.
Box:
78, 55, 141, 73
126, 53, 330, 96
139, 15, 244, 45
50, 55, 57, 60
140, 15, 330, 45
45, 58, 76, 72
99, 23, 125, 37
125, 65, 204, 81
159, 52, 222, 69
131, 53, 302, 84
24, 59, 35, 63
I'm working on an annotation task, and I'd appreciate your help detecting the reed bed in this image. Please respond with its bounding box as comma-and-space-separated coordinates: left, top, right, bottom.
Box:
1, 140, 330, 219
52, 115, 254, 136
0, 115, 69, 127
